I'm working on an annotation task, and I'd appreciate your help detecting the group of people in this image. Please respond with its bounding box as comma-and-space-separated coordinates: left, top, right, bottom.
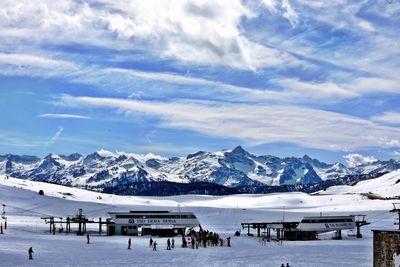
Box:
143, 228, 232, 252
148, 237, 174, 251
185, 228, 232, 249
280, 263, 290, 267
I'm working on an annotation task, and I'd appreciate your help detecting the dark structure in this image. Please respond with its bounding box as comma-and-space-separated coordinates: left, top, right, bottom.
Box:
107, 210, 199, 236
41, 208, 109, 235
390, 203, 400, 230
241, 214, 369, 241
241, 221, 318, 240
372, 230, 400, 267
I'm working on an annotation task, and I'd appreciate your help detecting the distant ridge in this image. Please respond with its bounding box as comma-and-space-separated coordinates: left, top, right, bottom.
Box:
1, 146, 399, 195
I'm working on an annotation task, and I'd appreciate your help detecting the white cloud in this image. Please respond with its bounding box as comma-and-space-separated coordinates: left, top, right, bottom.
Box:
38, 113, 91, 119
282, 0, 299, 28
371, 112, 400, 126
0, 0, 293, 70
343, 153, 378, 168
357, 20, 375, 32
260, 0, 299, 28
56, 94, 400, 151
0, 53, 78, 77
277, 78, 359, 99
48, 127, 64, 145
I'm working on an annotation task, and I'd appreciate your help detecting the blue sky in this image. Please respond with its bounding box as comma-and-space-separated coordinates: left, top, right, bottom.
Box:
0, 0, 399, 165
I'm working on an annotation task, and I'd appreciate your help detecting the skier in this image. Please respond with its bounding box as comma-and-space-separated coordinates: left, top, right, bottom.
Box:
153, 241, 157, 251
182, 235, 187, 248
286, 264, 290, 267
281, 264, 285, 267
227, 237, 231, 247
28, 247, 33, 260
128, 238, 131, 249
149, 238, 153, 247
167, 238, 171, 250
191, 237, 195, 249
171, 238, 175, 249
86, 234, 90, 244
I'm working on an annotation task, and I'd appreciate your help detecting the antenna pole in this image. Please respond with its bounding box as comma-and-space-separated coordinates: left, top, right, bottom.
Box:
390, 203, 400, 230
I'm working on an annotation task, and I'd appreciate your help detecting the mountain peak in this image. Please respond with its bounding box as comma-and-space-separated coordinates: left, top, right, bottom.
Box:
230, 145, 249, 155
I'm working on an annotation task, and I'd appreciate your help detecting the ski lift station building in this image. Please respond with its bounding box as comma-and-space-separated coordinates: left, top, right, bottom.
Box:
107, 211, 200, 236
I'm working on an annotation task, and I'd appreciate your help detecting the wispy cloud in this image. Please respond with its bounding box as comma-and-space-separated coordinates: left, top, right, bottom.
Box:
38, 113, 91, 120
48, 127, 64, 145
372, 112, 400, 126
0, 53, 78, 77
57, 94, 400, 151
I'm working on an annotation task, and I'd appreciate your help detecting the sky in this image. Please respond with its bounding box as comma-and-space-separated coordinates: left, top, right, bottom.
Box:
0, 0, 399, 165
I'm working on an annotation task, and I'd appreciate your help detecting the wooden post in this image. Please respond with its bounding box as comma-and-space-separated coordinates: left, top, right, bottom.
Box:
247, 225, 250, 235
99, 217, 102, 234
257, 225, 260, 237
67, 217, 70, 233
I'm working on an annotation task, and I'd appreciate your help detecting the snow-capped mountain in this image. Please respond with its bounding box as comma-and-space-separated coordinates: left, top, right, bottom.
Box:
0, 146, 399, 190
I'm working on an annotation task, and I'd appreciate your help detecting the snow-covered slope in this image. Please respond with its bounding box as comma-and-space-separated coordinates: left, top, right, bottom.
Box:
0, 174, 398, 266
320, 170, 400, 198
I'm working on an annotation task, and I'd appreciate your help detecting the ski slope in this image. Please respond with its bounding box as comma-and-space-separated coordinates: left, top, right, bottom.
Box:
0, 175, 398, 266
321, 170, 400, 198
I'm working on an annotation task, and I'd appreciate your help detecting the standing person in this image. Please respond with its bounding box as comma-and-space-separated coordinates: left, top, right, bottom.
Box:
286, 264, 290, 267
28, 247, 34, 260
227, 237, 231, 247
149, 238, 153, 248
86, 234, 90, 244
191, 237, 195, 249
128, 238, 131, 250
171, 238, 175, 249
153, 241, 157, 251
167, 238, 171, 250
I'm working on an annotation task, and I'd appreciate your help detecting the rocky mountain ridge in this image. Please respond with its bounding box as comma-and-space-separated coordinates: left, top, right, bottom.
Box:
1, 146, 399, 191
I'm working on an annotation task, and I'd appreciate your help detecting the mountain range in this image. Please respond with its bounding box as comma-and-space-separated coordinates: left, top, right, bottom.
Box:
1, 146, 399, 195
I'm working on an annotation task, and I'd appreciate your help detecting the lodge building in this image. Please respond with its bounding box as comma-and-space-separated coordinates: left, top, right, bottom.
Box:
107, 210, 200, 236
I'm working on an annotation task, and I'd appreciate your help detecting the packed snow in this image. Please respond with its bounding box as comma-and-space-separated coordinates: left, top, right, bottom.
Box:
0, 174, 398, 266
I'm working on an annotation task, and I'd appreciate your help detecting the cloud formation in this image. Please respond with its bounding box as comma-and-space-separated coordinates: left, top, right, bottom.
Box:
38, 113, 91, 120
48, 127, 64, 145
343, 153, 378, 168
57, 94, 400, 151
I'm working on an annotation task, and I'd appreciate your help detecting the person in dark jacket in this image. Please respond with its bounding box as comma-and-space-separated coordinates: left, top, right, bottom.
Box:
128, 238, 131, 249
167, 238, 171, 250
149, 238, 153, 247
153, 241, 157, 251
227, 237, 231, 247
86, 234, 90, 244
171, 238, 175, 249
28, 247, 33, 260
